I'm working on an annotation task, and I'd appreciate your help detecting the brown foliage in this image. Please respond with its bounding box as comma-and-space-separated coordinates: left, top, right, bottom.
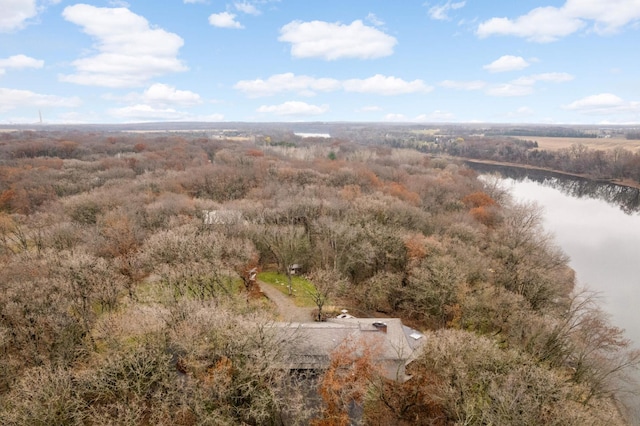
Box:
462, 190, 497, 208
365, 375, 447, 426
469, 205, 499, 227
313, 336, 382, 426
404, 233, 428, 261
384, 182, 421, 206
246, 148, 264, 157
463, 191, 499, 226
339, 184, 361, 201
133, 142, 147, 152
0, 189, 15, 212
95, 210, 142, 258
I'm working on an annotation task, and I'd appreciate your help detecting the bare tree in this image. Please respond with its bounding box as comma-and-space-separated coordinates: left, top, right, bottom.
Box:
306, 269, 345, 321
258, 224, 309, 295
0, 213, 29, 254
493, 201, 570, 309
534, 288, 640, 404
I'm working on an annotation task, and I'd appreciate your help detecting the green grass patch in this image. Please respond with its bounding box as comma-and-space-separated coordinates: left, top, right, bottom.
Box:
258, 272, 317, 307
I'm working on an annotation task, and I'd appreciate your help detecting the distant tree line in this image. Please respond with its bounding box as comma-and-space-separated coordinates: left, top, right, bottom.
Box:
485, 126, 598, 138
626, 131, 640, 140
386, 134, 640, 184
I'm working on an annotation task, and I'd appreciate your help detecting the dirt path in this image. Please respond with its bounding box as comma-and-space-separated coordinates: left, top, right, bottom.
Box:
257, 280, 314, 322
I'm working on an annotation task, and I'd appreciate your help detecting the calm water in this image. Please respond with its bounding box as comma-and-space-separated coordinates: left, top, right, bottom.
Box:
470, 162, 640, 347
503, 177, 640, 346
493, 174, 640, 422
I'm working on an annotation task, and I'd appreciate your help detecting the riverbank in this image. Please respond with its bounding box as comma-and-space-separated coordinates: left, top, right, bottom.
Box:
460, 157, 640, 190
502, 175, 640, 423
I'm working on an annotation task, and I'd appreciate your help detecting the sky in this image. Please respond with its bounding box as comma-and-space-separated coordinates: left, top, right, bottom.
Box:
1, 0, 640, 125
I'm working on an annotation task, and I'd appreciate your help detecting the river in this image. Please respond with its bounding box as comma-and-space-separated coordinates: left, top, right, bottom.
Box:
469, 162, 640, 347
469, 162, 640, 422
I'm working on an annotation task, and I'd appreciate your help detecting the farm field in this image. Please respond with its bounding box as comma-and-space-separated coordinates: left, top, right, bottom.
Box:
515, 136, 640, 152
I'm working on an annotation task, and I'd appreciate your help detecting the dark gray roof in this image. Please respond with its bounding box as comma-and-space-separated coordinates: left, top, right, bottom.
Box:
274, 317, 425, 380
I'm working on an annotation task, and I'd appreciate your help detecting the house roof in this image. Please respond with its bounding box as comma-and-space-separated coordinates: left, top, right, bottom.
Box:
275, 317, 425, 380
202, 209, 244, 225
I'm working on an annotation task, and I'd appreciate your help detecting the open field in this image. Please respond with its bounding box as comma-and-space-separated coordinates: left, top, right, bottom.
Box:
515, 136, 640, 152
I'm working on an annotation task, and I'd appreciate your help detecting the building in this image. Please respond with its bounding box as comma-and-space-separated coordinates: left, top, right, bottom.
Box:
277, 316, 424, 381
202, 209, 244, 225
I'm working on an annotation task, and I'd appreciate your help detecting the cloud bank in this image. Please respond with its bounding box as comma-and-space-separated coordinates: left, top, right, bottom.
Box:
61, 4, 187, 87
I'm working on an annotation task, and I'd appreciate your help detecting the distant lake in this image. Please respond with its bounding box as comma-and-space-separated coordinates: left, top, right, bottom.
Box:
294, 132, 331, 138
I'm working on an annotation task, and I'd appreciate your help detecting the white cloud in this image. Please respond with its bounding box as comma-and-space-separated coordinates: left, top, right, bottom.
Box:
0, 54, 44, 74
368, 110, 455, 122
428, 1, 466, 21
60, 4, 186, 88
439, 80, 486, 90
415, 110, 455, 121
109, 104, 224, 122
234, 73, 340, 97
477, 6, 582, 42
234, 73, 431, 97
235, 1, 260, 15
257, 101, 329, 116
383, 113, 408, 122
209, 12, 244, 29
477, 0, 640, 42
485, 72, 573, 97
278, 20, 397, 60
110, 83, 202, 107
0, 87, 81, 112
483, 55, 530, 73
512, 72, 574, 85
0, 0, 60, 32
183, 0, 206, 3
563, 0, 640, 33
485, 83, 534, 97
343, 75, 433, 95
365, 13, 385, 27
1, 0, 37, 32
109, 104, 189, 121
196, 113, 225, 122
564, 93, 640, 115
141, 83, 201, 106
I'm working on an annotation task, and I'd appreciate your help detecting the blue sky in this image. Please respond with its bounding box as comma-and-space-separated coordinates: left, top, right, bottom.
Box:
1, 0, 639, 124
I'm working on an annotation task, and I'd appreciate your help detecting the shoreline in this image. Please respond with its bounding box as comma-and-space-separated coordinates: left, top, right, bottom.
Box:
458, 157, 640, 191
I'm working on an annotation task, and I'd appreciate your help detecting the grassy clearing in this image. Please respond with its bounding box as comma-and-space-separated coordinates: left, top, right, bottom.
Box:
514, 136, 640, 152
258, 271, 317, 307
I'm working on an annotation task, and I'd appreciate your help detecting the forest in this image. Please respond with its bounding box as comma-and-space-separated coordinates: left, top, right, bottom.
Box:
383, 129, 640, 185
0, 127, 638, 425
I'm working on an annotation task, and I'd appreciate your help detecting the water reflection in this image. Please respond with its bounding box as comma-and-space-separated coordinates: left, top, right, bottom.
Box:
496, 178, 640, 343
472, 164, 640, 421
490, 176, 640, 422
466, 161, 640, 215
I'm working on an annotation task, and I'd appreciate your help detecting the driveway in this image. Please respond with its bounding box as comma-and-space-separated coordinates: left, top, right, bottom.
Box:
257, 280, 314, 322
